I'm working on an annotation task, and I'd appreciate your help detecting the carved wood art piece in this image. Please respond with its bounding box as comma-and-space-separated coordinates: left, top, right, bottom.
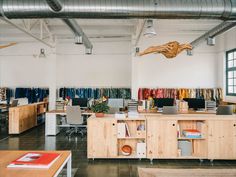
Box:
0, 42, 17, 49
138, 41, 192, 59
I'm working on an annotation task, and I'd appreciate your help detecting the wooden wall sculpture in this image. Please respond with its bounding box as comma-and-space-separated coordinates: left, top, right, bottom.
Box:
0, 42, 17, 49
138, 41, 192, 59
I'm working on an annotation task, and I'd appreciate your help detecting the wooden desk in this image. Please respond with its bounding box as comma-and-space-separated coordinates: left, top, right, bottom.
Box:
0, 150, 71, 177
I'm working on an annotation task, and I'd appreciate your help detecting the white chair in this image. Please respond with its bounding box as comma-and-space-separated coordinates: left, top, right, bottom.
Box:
65, 106, 86, 137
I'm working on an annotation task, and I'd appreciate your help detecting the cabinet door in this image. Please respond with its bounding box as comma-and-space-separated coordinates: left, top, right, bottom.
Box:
147, 119, 177, 159
208, 120, 236, 159
87, 119, 117, 158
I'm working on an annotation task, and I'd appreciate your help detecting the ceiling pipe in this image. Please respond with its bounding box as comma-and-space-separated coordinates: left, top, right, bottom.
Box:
190, 21, 236, 49
63, 18, 93, 54
45, 0, 63, 12
46, 0, 93, 54
0, 0, 236, 20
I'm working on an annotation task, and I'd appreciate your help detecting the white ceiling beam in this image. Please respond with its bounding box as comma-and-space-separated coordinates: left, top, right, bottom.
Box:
0, 17, 55, 48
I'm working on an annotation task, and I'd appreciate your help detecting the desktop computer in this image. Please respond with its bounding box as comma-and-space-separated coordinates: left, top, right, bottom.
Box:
183, 98, 205, 111
72, 98, 88, 108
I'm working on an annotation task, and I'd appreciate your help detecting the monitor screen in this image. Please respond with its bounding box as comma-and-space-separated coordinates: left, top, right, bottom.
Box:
72, 98, 88, 107
153, 98, 174, 108
183, 98, 205, 110
108, 98, 124, 108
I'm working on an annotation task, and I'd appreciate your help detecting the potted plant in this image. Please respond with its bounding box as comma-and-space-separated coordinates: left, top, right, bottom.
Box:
91, 102, 109, 118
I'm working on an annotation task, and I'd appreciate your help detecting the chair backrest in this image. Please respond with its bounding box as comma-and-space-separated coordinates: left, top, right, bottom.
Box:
162, 106, 178, 115
216, 105, 233, 115
66, 106, 83, 124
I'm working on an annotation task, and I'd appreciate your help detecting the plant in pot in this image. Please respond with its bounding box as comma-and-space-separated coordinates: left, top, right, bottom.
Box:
91, 102, 109, 118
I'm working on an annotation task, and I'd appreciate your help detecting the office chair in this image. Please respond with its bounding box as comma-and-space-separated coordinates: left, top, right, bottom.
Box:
65, 106, 86, 137
216, 105, 233, 115
162, 106, 178, 114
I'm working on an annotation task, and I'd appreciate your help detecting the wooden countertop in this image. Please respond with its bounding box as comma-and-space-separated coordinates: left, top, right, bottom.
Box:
88, 113, 236, 121
0, 150, 71, 177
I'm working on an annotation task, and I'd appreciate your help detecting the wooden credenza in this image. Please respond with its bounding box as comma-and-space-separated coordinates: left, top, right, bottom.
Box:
87, 114, 236, 160
9, 102, 48, 134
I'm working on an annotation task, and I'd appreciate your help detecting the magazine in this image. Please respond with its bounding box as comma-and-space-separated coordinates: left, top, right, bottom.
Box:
7, 152, 60, 169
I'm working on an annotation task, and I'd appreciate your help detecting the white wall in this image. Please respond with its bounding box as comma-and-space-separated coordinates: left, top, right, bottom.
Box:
56, 40, 131, 87
0, 40, 132, 109
216, 28, 236, 103
132, 25, 218, 99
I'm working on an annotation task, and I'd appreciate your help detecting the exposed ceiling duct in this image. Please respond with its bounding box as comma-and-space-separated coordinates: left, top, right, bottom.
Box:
0, 0, 236, 20
46, 0, 93, 54
63, 19, 93, 54
190, 21, 236, 49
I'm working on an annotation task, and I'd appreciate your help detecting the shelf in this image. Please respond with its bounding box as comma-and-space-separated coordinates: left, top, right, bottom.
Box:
118, 137, 146, 139
178, 137, 205, 140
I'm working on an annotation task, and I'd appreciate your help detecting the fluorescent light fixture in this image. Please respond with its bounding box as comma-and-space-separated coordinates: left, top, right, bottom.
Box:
39, 48, 46, 58
143, 19, 157, 37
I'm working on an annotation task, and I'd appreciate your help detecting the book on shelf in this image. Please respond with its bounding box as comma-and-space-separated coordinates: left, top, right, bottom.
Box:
182, 129, 202, 138
117, 122, 130, 138
7, 152, 60, 169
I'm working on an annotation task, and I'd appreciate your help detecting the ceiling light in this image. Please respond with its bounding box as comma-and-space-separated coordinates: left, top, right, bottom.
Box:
85, 48, 92, 55
39, 48, 46, 58
143, 19, 157, 37
207, 37, 215, 46
74, 35, 83, 44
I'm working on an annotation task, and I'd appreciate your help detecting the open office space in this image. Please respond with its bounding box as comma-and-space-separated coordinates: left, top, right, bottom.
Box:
0, 1, 236, 177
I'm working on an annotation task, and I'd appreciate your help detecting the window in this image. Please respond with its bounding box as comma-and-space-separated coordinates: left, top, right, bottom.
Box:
226, 49, 236, 96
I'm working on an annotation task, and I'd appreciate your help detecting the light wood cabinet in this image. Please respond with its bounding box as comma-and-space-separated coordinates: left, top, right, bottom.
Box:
87, 118, 117, 158
147, 119, 177, 159
87, 114, 236, 160
9, 102, 48, 134
208, 120, 236, 159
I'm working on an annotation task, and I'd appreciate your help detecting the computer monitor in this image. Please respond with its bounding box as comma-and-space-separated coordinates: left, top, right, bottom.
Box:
153, 98, 174, 108
183, 98, 205, 110
11, 100, 18, 107
108, 98, 124, 108
72, 98, 88, 108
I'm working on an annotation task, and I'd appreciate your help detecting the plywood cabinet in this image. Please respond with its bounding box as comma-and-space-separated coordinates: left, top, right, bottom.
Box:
147, 119, 177, 159
87, 115, 236, 160
87, 118, 117, 158
9, 101, 48, 134
9, 104, 37, 134
208, 120, 236, 159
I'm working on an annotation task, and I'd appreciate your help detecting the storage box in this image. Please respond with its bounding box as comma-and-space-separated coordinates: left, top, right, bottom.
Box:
178, 140, 192, 156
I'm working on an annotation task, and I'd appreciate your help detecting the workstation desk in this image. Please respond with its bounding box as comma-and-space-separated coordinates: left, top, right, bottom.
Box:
45, 110, 92, 136
87, 112, 236, 161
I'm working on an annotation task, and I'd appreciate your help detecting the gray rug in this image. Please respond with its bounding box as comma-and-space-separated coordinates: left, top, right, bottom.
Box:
58, 168, 78, 177
138, 168, 236, 177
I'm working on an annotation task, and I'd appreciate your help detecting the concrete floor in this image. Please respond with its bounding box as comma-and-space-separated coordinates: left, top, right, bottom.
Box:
0, 115, 236, 177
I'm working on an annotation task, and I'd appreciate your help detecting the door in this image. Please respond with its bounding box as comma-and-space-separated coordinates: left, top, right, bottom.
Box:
147, 119, 178, 159
208, 120, 236, 159
87, 118, 117, 158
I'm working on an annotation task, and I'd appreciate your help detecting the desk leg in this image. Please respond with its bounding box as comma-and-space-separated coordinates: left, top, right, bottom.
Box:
67, 155, 72, 177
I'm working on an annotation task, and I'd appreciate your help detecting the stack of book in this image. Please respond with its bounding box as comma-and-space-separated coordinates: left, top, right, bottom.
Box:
128, 101, 139, 118
182, 129, 202, 138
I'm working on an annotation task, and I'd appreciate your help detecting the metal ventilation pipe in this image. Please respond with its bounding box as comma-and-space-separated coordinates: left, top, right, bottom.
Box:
191, 21, 236, 48
45, 0, 93, 54
46, 0, 63, 12
0, 0, 236, 20
63, 18, 93, 54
